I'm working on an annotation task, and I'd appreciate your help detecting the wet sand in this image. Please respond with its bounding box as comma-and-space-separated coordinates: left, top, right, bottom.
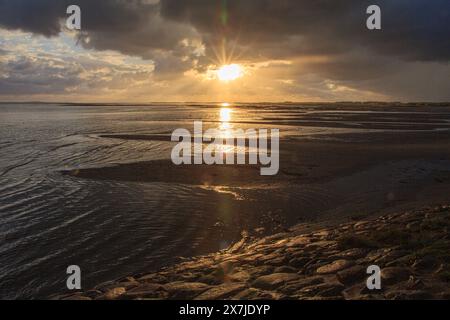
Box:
58, 205, 450, 300
3, 102, 450, 299
59, 130, 450, 300
64, 130, 450, 227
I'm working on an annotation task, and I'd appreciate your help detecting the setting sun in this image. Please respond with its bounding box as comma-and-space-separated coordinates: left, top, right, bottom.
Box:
217, 64, 243, 82
2, 0, 450, 303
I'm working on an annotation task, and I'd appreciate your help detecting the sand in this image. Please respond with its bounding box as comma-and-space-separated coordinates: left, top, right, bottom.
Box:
64, 131, 450, 224
57, 205, 450, 300
56, 111, 450, 300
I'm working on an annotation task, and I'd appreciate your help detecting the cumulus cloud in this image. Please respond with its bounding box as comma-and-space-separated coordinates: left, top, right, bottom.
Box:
0, 31, 156, 99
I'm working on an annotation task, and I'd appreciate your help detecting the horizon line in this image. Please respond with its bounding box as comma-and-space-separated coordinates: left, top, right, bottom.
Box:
1, 101, 449, 106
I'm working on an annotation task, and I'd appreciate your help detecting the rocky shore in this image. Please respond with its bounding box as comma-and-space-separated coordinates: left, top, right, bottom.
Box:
57, 205, 450, 300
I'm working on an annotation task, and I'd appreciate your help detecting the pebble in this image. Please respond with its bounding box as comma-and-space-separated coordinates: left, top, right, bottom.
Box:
57, 207, 450, 300
337, 265, 367, 285
381, 267, 411, 285
252, 273, 300, 290
316, 260, 354, 274
195, 283, 246, 300
164, 282, 210, 299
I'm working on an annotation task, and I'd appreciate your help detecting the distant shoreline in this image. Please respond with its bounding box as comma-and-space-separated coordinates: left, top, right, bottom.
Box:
1, 101, 450, 107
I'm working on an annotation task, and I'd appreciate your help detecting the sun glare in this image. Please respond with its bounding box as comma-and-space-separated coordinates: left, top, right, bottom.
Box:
220, 107, 232, 122
217, 64, 243, 82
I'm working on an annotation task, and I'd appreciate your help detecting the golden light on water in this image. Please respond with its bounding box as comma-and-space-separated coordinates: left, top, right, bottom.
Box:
217, 64, 243, 82
220, 107, 232, 122
219, 106, 233, 140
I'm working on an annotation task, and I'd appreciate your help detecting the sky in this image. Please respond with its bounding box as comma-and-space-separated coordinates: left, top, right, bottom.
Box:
0, 0, 449, 103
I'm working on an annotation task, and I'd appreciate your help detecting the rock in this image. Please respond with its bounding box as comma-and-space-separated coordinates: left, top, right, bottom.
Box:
365, 249, 387, 262
286, 236, 310, 247
354, 221, 371, 229
217, 260, 238, 274
316, 260, 354, 274
208, 261, 239, 283
252, 273, 300, 290
55, 207, 450, 301
288, 257, 310, 269
257, 253, 288, 266
342, 282, 373, 299
318, 283, 345, 297
385, 290, 434, 300
177, 272, 202, 282
274, 266, 297, 273
384, 254, 415, 267
195, 283, 247, 300
230, 271, 251, 282
138, 273, 167, 283
102, 287, 126, 300
308, 295, 345, 300
269, 256, 290, 266
266, 232, 290, 242
279, 276, 324, 295
337, 265, 366, 285
94, 280, 119, 292
233, 288, 284, 300
123, 284, 166, 299
336, 248, 368, 259
304, 241, 336, 251
63, 294, 92, 300
381, 267, 411, 286
198, 274, 222, 285
438, 291, 450, 300
299, 282, 344, 297
247, 266, 274, 279
375, 250, 410, 266
313, 230, 330, 237
243, 253, 265, 264
79, 290, 102, 299
358, 294, 385, 300
164, 282, 210, 299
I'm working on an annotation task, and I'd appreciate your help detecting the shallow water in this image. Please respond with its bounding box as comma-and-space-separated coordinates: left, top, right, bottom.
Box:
0, 103, 449, 299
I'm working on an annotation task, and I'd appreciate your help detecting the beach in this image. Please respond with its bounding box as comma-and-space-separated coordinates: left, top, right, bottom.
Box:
57, 205, 450, 300
65, 130, 450, 227
1, 102, 449, 299
2, 0, 450, 304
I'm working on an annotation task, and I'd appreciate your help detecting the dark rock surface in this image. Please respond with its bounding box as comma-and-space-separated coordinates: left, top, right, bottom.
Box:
55, 205, 450, 300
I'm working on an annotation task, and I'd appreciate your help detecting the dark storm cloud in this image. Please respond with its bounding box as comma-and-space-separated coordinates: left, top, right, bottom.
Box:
0, 0, 449, 100
0, 0, 194, 54
0, 0, 154, 37
1, 0, 448, 62
161, 0, 450, 62
0, 0, 203, 77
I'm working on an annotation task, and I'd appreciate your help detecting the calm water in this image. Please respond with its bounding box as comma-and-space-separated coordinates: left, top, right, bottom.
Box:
0, 103, 449, 299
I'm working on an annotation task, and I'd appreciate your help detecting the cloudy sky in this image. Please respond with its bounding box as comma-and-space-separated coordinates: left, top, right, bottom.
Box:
0, 0, 449, 102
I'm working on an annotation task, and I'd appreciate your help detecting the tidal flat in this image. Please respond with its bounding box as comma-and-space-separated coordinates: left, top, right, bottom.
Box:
1, 102, 449, 299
